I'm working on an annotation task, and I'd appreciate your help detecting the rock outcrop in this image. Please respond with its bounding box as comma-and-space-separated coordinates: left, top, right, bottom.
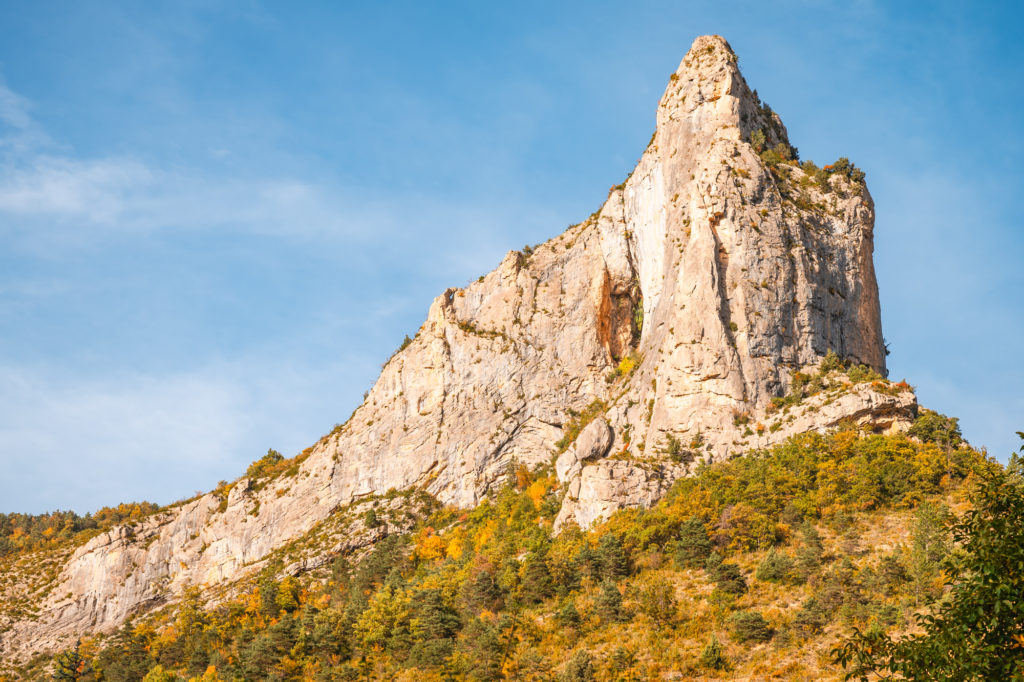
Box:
0, 35, 915, 662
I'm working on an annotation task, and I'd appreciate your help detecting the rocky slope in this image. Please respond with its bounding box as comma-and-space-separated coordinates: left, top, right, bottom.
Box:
0, 35, 916, 663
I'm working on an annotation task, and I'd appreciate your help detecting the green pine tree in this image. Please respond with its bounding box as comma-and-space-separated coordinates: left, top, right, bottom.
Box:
52, 640, 93, 681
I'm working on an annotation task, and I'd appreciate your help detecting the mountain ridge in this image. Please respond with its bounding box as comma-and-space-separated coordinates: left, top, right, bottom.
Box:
0, 34, 917, 666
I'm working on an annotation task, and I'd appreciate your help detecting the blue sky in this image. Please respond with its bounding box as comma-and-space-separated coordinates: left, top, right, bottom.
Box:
1, 1, 1021, 513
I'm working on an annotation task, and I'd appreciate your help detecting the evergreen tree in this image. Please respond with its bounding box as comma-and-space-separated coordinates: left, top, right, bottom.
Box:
595, 579, 624, 623
460, 562, 504, 615
459, 617, 504, 682
729, 610, 773, 642
699, 635, 729, 671
793, 597, 831, 636
673, 516, 712, 568
560, 650, 595, 681
52, 640, 93, 681
95, 624, 153, 682
519, 549, 553, 605
409, 588, 461, 667
238, 618, 297, 679
908, 502, 950, 606
755, 547, 795, 583
258, 578, 280, 619
555, 597, 581, 629
305, 606, 351, 661
710, 561, 748, 596
349, 534, 408, 598
353, 583, 412, 653
595, 533, 629, 580
907, 409, 963, 448
794, 521, 824, 580
275, 575, 301, 613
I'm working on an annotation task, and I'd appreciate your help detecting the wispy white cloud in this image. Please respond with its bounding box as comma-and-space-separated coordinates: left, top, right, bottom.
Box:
0, 156, 151, 222
0, 72, 569, 311
0, 77, 50, 152
0, 77, 357, 238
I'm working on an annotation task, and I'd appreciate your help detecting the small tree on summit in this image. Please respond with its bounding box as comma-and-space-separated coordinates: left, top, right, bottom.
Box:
246, 448, 284, 478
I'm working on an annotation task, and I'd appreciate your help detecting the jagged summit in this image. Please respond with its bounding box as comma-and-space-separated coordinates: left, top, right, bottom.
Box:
0, 35, 913, 663
658, 36, 792, 146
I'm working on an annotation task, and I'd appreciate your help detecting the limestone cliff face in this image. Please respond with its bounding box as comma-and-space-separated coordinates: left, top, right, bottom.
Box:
0, 35, 914, 660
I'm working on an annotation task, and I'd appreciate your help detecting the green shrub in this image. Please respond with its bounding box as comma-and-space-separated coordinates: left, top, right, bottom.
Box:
555, 598, 581, 629
555, 400, 607, 452
663, 433, 694, 464
246, 449, 285, 479
819, 349, 844, 374
760, 142, 795, 166
596, 579, 624, 623
793, 597, 831, 636
826, 157, 865, 184
908, 409, 963, 448
749, 129, 766, 153
846, 363, 883, 383
755, 547, 795, 583
729, 610, 773, 642
637, 576, 677, 624
710, 561, 748, 596
699, 634, 730, 670
794, 521, 824, 581
560, 650, 595, 682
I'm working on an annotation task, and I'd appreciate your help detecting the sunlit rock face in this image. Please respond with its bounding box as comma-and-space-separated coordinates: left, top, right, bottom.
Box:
1, 35, 911, 662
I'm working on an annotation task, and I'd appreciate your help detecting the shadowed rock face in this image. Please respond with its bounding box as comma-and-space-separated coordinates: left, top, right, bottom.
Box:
1, 35, 910, 661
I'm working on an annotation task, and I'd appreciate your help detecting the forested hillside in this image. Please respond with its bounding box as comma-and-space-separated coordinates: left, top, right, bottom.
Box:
14, 416, 1020, 681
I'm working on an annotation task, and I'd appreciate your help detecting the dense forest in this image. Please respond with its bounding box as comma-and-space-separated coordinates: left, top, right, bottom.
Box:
17, 416, 1022, 681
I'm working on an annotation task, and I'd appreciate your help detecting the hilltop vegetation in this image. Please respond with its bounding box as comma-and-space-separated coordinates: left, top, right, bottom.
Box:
19, 420, 1016, 682
0, 503, 160, 558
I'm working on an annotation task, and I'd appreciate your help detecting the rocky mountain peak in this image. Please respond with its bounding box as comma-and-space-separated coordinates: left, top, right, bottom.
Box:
0, 35, 915, 664
658, 35, 788, 146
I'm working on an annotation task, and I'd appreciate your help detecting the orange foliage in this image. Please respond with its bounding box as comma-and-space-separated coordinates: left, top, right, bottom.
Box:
413, 527, 446, 562
526, 479, 549, 509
